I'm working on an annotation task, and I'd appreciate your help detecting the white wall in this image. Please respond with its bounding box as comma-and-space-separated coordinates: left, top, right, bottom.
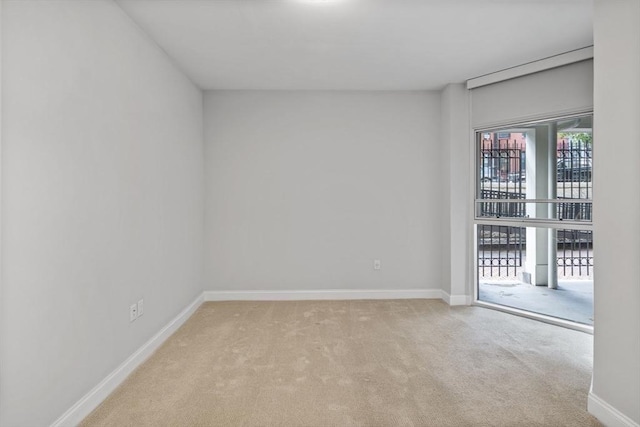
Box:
0, 1, 204, 426
590, 0, 640, 425
439, 89, 452, 296
204, 91, 442, 292
440, 84, 471, 303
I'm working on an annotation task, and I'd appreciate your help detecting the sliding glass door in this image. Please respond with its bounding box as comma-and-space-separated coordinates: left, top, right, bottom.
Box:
474, 114, 593, 327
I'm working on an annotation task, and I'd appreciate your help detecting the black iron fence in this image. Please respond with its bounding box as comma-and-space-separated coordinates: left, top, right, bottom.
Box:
477, 190, 592, 222
557, 229, 593, 277
478, 190, 526, 218
477, 225, 524, 278
478, 147, 593, 278
477, 225, 593, 279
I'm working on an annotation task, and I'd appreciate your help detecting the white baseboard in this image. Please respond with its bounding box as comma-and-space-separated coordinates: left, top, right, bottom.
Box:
441, 291, 472, 306
203, 288, 443, 302
50, 293, 204, 427
588, 390, 639, 427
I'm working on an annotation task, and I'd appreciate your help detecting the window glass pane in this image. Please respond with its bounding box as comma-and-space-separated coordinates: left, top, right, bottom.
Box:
476, 115, 592, 223
477, 224, 593, 325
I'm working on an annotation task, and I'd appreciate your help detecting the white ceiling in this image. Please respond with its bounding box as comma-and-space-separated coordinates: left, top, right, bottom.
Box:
116, 0, 593, 90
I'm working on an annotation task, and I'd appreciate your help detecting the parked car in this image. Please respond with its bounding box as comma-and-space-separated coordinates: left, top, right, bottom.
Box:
508, 172, 526, 183
557, 158, 592, 181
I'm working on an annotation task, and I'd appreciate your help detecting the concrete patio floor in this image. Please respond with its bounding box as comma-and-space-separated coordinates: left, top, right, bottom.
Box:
478, 280, 594, 326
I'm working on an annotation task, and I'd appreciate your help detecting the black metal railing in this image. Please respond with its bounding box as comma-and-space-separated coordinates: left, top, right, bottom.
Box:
557, 229, 593, 277
478, 190, 526, 218
477, 191, 592, 222
477, 225, 593, 279
477, 146, 593, 278
477, 225, 524, 278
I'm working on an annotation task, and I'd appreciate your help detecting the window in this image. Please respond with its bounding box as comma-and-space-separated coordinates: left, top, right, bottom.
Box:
474, 114, 593, 327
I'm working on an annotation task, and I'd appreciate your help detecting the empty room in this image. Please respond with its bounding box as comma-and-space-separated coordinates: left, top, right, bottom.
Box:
0, 0, 638, 426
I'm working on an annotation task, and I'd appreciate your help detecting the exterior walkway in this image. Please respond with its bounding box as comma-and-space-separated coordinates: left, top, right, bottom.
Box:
479, 280, 593, 326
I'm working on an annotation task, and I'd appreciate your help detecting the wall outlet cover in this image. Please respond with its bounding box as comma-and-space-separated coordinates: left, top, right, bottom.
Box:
129, 304, 138, 322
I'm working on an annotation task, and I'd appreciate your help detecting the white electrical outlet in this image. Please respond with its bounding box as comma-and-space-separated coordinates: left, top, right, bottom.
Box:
129, 303, 138, 322
374, 259, 381, 270
137, 299, 144, 317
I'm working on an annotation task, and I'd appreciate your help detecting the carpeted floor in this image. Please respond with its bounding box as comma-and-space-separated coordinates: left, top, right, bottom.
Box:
82, 300, 600, 426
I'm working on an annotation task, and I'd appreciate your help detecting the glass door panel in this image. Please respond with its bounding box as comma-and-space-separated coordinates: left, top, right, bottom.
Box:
477, 224, 593, 325
474, 114, 593, 326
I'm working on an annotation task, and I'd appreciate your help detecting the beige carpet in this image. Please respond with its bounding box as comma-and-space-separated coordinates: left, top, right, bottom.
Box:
82, 300, 600, 426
